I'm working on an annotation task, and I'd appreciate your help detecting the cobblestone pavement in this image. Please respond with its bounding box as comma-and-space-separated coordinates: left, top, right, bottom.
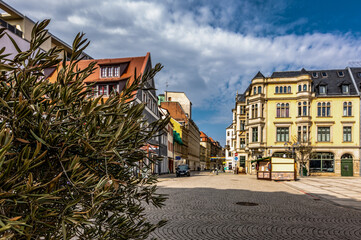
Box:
145, 172, 361, 240
285, 177, 361, 210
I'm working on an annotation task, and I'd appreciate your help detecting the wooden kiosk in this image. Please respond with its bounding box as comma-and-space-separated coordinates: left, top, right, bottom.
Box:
253, 157, 296, 181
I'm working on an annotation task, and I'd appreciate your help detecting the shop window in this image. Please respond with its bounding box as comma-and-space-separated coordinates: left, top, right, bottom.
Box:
309, 152, 334, 173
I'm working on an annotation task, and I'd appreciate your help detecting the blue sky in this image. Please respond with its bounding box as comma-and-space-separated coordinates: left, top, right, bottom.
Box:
6, 0, 361, 146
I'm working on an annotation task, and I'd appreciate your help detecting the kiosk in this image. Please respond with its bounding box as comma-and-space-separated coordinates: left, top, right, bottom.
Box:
253, 157, 296, 181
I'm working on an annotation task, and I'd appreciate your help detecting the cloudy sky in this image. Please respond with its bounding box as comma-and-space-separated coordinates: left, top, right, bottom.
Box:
8, 0, 361, 145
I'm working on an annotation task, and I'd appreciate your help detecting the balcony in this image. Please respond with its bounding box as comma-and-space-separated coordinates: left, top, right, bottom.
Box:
248, 117, 265, 126
296, 91, 311, 99
296, 115, 312, 123
248, 93, 265, 103
248, 142, 265, 149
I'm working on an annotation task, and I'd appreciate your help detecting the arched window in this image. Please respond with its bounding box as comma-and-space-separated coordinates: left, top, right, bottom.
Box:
281, 103, 285, 117
252, 105, 255, 118
277, 103, 281, 117
343, 102, 352, 116
275, 86, 279, 93
298, 102, 302, 116
283, 86, 287, 93
317, 102, 321, 116
285, 103, 289, 117
253, 87, 257, 95
310, 152, 334, 173
326, 102, 330, 116
303, 101, 307, 116
280, 86, 283, 93
288, 86, 291, 93
303, 84, 307, 91
298, 85, 301, 92
322, 102, 326, 116
258, 86, 262, 94
341, 154, 352, 160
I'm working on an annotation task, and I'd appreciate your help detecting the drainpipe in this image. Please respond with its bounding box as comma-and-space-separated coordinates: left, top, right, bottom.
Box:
347, 67, 361, 176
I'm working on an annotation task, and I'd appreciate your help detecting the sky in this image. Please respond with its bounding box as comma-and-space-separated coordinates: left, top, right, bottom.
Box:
7, 0, 361, 146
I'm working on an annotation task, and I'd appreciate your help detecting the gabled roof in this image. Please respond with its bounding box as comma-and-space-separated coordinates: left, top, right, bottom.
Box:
160, 101, 188, 123
48, 53, 151, 85
252, 71, 265, 79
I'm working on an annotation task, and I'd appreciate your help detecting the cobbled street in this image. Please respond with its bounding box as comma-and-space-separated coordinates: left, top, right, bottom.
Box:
146, 172, 361, 240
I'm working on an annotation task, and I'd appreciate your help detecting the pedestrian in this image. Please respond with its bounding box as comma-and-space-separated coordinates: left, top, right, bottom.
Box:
216, 167, 218, 175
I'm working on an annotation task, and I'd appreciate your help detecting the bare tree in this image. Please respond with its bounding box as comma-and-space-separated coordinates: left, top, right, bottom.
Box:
285, 136, 313, 176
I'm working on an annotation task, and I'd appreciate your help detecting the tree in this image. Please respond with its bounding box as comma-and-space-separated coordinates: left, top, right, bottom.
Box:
285, 136, 313, 176
0, 20, 168, 239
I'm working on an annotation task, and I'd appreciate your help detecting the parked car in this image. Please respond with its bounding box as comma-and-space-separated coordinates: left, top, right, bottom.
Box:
176, 165, 190, 177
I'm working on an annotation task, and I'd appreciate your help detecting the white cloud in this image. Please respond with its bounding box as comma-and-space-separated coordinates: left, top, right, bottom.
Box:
6, 0, 361, 145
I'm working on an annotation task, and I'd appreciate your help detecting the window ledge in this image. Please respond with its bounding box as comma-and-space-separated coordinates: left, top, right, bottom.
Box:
315, 141, 333, 143
275, 93, 292, 94
316, 116, 332, 118
342, 141, 353, 143
342, 116, 354, 117
275, 117, 291, 119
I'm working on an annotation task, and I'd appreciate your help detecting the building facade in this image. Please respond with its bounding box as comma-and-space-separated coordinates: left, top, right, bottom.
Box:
0, 1, 92, 60
232, 68, 361, 176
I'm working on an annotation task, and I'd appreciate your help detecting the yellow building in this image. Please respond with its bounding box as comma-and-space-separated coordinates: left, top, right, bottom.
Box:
233, 68, 361, 176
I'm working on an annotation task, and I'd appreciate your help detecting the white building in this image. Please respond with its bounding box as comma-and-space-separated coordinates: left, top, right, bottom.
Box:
225, 124, 235, 172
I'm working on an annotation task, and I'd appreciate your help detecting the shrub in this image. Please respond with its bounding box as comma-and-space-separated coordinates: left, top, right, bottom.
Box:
0, 20, 167, 239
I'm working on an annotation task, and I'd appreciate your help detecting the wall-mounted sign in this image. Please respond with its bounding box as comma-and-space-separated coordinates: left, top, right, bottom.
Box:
234, 157, 238, 161
175, 156, 181, 160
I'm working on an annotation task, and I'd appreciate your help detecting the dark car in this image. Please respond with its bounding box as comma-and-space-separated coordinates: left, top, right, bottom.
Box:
176, 165, 190, 177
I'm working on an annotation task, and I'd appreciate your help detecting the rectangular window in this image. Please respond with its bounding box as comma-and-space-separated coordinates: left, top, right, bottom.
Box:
101, 67, 107, 77
319, 86, 326, 94
114, 67, 119, 77
252, 127, 258, 142
303, 126, 307, 142
317, 127, 330, 142
240, 120, 245, 130
343, 127, 352, 142
276, 127, 289, 142
98, 85, 108, 96
298, 126, 301, 142
342, 85, 349, 94
240, 138, 245, 148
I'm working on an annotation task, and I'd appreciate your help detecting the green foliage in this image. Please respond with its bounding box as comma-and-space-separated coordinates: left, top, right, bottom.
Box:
0, 20, 168, 239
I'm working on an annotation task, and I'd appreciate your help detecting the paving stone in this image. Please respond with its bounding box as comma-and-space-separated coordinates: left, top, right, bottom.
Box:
145, 173, 361, 239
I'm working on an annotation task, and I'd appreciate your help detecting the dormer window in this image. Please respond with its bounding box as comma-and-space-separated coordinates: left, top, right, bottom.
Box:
100, 65, 121, 78
312, 72, 318, 78
342, 84, 349, 94
319, 85, 326, 95
321, 72, 327, 77
338, 71, 344, 77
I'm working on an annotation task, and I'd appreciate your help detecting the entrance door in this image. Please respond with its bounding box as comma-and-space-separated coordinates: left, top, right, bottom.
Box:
341, 159, 353, 176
